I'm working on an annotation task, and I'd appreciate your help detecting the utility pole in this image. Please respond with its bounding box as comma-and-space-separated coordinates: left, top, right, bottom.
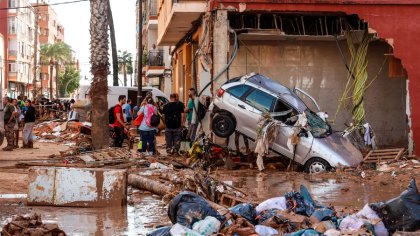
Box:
32, 0, 39, 99
136, 0, 142, 105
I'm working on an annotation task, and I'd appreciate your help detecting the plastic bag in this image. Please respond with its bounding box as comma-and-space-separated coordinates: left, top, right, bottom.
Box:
230, 203, 257, 224
168, 191, 225, 228
256, 197, 287, 213
146, 226, 172, 236
255, 225, 278, 236
311, 208, 336, 222
339, 205, 388, 236
285, 185, 315, 216
170, 223, 201, 236
192, 216, 220, 236
370, 179, 420, 232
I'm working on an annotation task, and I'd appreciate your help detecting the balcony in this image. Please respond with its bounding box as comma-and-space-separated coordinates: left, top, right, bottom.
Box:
144, 0, 159, 30
145, 49, 165, 77
8, 50, 17, 56
157, 0, 207, 45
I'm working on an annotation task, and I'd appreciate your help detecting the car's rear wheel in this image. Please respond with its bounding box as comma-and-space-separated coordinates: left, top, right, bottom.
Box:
212, 113, 236, 138
304, 157, 330, 174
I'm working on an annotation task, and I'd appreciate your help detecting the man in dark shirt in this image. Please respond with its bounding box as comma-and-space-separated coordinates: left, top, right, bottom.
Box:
162, 93, 185, 155
113, 95, 127, 148
22, 100, 36, 148
3, 97, 16, 151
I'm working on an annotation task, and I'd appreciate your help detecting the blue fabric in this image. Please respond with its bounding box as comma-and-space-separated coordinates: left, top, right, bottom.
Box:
139, 105, 157, 131
141, 130, 155, 153
124, 104, 132, 118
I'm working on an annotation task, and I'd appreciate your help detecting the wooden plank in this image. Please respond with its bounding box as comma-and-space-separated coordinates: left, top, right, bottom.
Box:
364, 150, 373, 161
371, 148, 404, 153
395, 149, 405, 160
369, 152, 400, 157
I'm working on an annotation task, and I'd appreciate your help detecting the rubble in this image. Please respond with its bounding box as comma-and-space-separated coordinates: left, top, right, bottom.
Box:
1, 213, 67, 236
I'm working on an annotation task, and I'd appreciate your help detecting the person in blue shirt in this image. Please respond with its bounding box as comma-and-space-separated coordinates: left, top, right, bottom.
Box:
124, 99, 133, 123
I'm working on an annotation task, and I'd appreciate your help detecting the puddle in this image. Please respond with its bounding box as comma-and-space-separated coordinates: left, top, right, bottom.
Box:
0, 194, 169, 235
215, 170, 407, 207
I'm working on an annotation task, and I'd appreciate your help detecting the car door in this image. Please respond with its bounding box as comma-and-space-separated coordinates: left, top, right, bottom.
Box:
237, 89, 276, 140
271, 99, 313, 163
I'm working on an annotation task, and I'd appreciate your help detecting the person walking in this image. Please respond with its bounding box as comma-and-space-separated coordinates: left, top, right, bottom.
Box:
67, 104, 79, 121
124, 99, 133, 123
22, 100, 36, 148
113, 95, 128, 148
162, 93, 185, 155
3, 97, 16, 151
12, 99, 21, 148
138, 97, 158, 155
185, 88, 199, 142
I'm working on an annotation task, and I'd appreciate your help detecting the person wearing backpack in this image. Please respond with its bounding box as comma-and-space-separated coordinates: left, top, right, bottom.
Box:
162, 93, 185, 155
138, 96, 158, 155
112, 95, 128, 147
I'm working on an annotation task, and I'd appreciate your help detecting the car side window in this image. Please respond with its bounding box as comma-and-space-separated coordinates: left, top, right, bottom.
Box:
244, 90, 275, 112
227, 85, 252, 99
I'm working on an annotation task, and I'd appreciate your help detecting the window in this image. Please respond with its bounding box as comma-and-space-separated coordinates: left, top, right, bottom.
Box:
244, 90, 275, 112
8, 62, 17, 72
8, 0, 17, 8
8, 17, 16, 34
227, 85, 252, 99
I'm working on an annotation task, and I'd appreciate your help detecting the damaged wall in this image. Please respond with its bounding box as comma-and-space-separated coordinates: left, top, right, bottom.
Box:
228, 40, 408, 147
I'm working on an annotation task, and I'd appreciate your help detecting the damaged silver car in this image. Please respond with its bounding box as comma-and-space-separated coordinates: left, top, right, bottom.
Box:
210, 73, 363, 173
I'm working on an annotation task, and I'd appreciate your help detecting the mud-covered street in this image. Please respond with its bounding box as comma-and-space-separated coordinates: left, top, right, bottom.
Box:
0, 138, 419, 235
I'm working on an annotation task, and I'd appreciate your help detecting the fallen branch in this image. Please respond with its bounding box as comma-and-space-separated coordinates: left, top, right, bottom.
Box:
128, 174, 174, 196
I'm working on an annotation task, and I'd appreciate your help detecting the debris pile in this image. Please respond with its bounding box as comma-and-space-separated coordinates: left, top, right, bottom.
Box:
33, 120, 90, 145
1, 213, 67, 236
145, 179, 420, 236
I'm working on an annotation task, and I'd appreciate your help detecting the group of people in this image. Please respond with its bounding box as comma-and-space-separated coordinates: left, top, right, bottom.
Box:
2, 96, 36, 151
111, 88, 202, 156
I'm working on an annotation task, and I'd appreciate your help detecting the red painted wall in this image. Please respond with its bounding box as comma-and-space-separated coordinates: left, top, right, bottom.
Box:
213, 1, 420, 154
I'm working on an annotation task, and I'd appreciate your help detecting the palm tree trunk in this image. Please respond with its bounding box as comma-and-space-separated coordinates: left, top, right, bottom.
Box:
49, 64, 54, 99
90, 0, 110, 150
107, 0, 118, 86
55, 64, 60, 98
123, 65, 127, 86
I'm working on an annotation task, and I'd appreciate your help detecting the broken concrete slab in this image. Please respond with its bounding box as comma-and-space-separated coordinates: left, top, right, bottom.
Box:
28, 167, 127, 207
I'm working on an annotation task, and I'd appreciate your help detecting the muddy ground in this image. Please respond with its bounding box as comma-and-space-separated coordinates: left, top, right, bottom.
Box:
0, 136, 419, 235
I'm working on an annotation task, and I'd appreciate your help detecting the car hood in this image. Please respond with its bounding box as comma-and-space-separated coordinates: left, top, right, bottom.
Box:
314, 132, 364, 167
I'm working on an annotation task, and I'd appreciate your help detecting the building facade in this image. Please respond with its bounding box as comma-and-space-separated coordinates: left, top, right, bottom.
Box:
0, 0, 37, 99
34, 1, 65, 98
136, 0, 172, 96
157, 0, 420, 155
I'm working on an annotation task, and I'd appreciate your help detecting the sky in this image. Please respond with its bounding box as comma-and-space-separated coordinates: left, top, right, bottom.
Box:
41, 0, 137, 86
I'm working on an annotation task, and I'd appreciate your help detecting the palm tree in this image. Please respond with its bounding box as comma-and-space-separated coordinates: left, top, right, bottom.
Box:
118, 50, 133, 87
89, 0, 109, 149
40, 42, 72, 99
107, 0, 119, 86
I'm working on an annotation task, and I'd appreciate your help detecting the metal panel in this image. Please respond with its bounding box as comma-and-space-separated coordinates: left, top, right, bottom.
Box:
27, 167, 127, 207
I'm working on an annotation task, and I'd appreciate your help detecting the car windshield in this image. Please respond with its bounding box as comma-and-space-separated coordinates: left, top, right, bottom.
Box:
305, 110, 331, 138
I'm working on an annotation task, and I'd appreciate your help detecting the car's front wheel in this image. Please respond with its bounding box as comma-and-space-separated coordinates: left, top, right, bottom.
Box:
304, 157, 330, 174
212, 113, 236, 138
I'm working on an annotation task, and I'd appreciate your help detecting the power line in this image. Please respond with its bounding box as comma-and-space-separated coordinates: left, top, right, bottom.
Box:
0, 0, 89, 11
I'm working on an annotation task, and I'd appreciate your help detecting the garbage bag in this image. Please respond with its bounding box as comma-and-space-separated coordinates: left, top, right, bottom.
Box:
255, 225, 279, 236
192, 216, 221, 236
146, 226, 171, 236
256, 197, 287, 213
285, 185, 315, 216
230, 203, 257, 224
311, 207, 336, 222
286, 228, 321, 236
170, 223, 201, 236
168, 191, 225, 228
370, 179, 420, 232
257, 209, 283, 225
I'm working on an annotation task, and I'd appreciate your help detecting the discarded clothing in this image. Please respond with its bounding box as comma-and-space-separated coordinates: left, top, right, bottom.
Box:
146, 226, 171, 236
230, 203, 257, 225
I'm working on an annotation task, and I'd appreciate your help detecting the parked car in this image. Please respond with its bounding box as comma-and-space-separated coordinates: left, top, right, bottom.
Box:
211, 73, 363, 173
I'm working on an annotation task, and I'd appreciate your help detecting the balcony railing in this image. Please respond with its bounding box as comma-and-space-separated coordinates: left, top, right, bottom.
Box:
147, 49, 164, 66
149, 0, 158, 16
